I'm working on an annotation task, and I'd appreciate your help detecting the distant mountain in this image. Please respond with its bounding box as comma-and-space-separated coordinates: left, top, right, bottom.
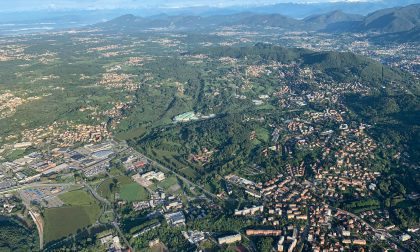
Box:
104, 14, 146, 28
325, 4, 420, 33
246, 0, 420, 18
97, 12, 303, 32
363, 4, 420, 33
227, 14, 303, 29
1, 0, 419, 35
303, 10, 363, 30
95, 4, 420, 43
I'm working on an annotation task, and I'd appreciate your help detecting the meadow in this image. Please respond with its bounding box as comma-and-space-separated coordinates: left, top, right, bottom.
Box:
97, 175, 149, 202
43, 190, 101, 243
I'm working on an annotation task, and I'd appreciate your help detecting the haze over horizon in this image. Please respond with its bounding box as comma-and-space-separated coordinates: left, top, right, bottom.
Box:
1, 0, 386, 12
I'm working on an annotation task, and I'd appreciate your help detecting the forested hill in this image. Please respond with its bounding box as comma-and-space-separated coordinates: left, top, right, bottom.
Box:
372, 26, 420, 43
325, 4, 420, 33
201, 44, 418, 91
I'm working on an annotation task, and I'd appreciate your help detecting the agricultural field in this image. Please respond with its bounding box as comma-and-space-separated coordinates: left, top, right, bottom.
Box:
43, 190, 101, 243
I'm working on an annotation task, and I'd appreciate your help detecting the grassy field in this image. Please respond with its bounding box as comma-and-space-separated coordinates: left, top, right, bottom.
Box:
97, 175, 133, 201
44, 190, 101, 243
4, 149, 26, 161
255, 127, 270, 143
119, 183, 149, 202
59, 190, 96, 206
149, 175, 180, 193
97, 175, 149, 202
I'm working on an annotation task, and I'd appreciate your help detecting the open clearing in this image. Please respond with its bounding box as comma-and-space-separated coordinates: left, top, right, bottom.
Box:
119, 183, 149, 202
43, 190, 101, 243
98, 175, 149, 202
97, 175, 132, 201
59, 189, 96, 206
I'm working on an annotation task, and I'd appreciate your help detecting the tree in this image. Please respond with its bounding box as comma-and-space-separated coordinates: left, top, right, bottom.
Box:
259, 237, 274, 252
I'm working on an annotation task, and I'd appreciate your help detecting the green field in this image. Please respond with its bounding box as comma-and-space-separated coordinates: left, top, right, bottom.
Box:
255, 127, 270, 143
119, 183, 149, 202
59, 190, 97, 206
149, 175, 180, 193
97, 175, 133, 200
44, 190, 101, 243
99, 211, 115, 224
97, 175, 149, 202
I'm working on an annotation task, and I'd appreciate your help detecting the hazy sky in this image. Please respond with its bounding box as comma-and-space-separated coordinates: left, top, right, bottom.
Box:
2, 0, 379, 12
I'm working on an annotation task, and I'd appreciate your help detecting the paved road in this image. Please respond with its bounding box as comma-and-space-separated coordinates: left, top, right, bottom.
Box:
82, 174, 136, 250
113, 221, 134, 252
29, 209, 44, 250
82, 181, 110, 205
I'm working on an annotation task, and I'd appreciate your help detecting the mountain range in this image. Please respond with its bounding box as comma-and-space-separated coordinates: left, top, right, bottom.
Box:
325, 4, 420, 33
97, 4, 420, 42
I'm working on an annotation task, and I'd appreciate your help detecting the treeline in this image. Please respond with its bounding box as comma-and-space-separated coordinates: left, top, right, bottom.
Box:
131, 224, 193, 252
43, 224, 112, 251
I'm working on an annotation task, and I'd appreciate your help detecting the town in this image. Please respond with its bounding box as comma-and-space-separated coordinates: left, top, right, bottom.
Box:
0, 2, 419, 251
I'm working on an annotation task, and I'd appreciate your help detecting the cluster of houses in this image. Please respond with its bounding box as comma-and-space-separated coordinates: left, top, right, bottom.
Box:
13, 121, 111, 149
189, 148, 216, 164
97, 72, 138, 91
0, 92, 27, 119
220, 171, 408, 251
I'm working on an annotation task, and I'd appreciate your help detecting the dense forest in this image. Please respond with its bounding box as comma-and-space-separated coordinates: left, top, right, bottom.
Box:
0, 217, 39, 252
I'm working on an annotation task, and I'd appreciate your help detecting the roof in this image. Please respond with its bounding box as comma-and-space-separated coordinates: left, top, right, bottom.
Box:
92, 150, 114, 159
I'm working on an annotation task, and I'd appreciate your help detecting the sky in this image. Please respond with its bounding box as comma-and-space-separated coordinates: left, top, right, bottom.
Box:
2, 0, 379, 12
